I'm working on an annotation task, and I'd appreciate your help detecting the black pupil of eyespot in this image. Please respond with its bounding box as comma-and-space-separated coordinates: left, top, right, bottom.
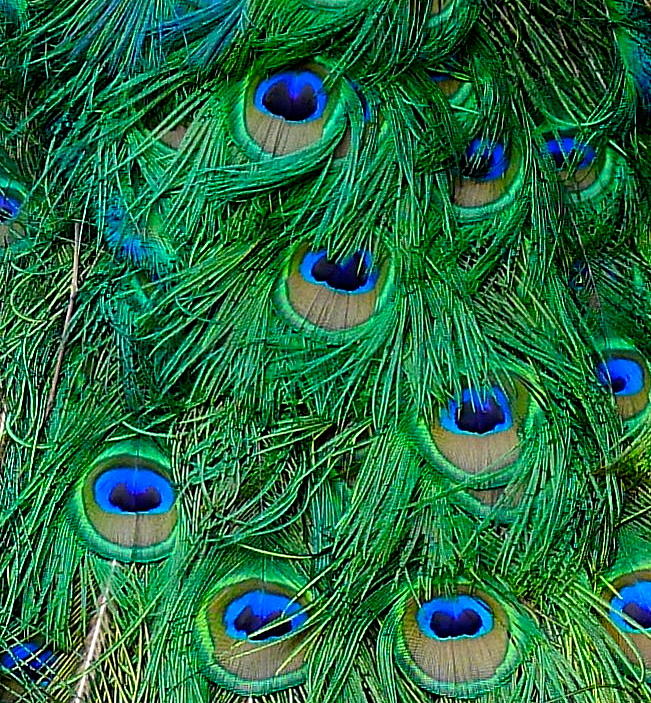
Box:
460, 152, 493, 180
551, 148, 575, 169
430, 609, 482, 638
109, 483, 162, 512
456, 396, 505, 434
609, 375, 627, 393
263, 79, 318, 122
234, 606, 293, 640
623, 602, 651, 630
311, 252, 370, 292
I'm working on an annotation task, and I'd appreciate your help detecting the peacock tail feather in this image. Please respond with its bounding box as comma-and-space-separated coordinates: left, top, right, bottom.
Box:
1, 0, 651, 701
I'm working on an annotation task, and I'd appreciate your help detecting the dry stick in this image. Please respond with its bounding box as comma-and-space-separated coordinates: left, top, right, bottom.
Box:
0, 400, 6, 471
45, 222, 82, 420
70, 559, 117, 703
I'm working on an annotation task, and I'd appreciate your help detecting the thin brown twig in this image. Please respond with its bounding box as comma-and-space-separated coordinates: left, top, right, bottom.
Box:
45, 222, 82, 420
70, 560, 116, 703
0, 399, 6, 471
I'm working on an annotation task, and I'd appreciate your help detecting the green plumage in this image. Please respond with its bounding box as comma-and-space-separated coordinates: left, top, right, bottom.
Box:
1, 0, 651, 701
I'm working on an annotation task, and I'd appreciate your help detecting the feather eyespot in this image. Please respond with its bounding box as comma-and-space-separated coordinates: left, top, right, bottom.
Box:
414, 381, 534, 483
69, 441, 177, 562
417, 595, 493, 640
610, 581, 651, 633
542, 134, 600, 192
460, 139, 509, 182
0, 193, 21, 222
255, 71, 327, 123
603, 569, 651, 677
453, 138, 521, 212
92, 467, 175, 515
595, 350, 649, 421
244, 65, 339, 156
440, 387, 513, 436
277, 244, 389, 333
391, 587, 528, 697
195, 577, 310, 695
429, 71, 463, 99
0, 642, 56, 686
224, 590, 308, 642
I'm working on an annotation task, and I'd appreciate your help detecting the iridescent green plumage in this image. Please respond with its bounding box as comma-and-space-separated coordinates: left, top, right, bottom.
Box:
1, 0, 651, 701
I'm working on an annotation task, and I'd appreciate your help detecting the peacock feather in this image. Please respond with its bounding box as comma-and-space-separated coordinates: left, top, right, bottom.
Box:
1, 0, 651, 701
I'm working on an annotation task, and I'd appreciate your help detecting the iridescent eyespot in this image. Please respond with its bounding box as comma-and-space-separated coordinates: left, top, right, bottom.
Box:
596, 357, 645, 397
417, 595, 493, 640
429, 71, 463, 98
92, 467, 175, 515
0, 642, 56, 685
277, 244, 389, 333
440, 387, 513, 436
194, 576, 310, 695
69, 441, 177, 562
299, 250, 378, 294
390, 587, 529, 698
453, 139, 521, 212
223, 590, 308, 642
243, 64, 345, 157
545, 136, 596, 170
460, 139, 509, 182
603, 568, 651, 677
0, 194, 21, 222
542, 134, 599, 191
609, 581, 651, 633
595, 350, 649, 421
414, 381, 535, 483
254, 71, 327, 123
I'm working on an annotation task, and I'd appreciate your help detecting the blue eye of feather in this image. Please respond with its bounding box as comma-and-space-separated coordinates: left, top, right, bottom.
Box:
255, 71, 327, 123
596, 357, 645, 396
440, 386, 513, 435
1, 642, 56, 686
93, 467, 175, 514
544, 136, 596, 170
300, 250, 379, 294
224, 591, 308, 641
429, 71, 452, 82
460, 139, 509, 182
609, 581, 651, 633
0, 643, 55, 672
417, 596, 493, 640
0, 194, 21, 222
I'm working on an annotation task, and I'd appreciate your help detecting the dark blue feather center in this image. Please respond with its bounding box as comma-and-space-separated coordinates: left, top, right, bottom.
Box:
417, 596, 493, 640
93, 467, 175, 515
596, 357, 645, 396
0, 642, 56, 685
610, 581, 651, 632
545, 136, 596, 170
441, 387, 513, 435
255, 71, 327, 123
300, 250, 379, 294
224, 590, 307, 641
0, 194, 21, 222
461, 139, 508, 181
